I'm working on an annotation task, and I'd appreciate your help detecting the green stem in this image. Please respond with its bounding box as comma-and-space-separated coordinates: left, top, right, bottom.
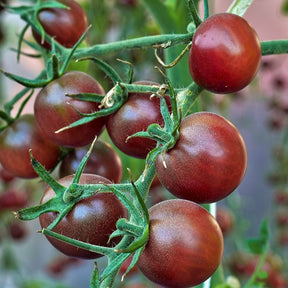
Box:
177, 83, 203, 118
261, 40, 288, 55
243, 244, 269, 288
73, 33, 193, 60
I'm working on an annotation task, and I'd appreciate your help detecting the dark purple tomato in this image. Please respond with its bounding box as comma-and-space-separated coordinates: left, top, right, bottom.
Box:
216, 207, 235, 236
0, 189, 29, 211
8, 221, 28, 241
137, 199, 224, 287
118, 0, 137, 7
32, 0, 88, 49
39, 174, 127, 259
155, 112, 247, 204
106, 81, 170, 159
189, 13, 261, 94
0, 114, 60, 179
34, 71, 107, 148
59, 140, 123, 183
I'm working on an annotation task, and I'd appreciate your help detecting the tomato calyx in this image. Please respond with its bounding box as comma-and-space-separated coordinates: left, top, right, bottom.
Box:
56, 82, 129, 134
5, 1, 68, 40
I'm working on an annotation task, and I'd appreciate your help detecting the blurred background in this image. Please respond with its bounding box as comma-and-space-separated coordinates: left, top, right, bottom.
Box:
1, 0, 288, 287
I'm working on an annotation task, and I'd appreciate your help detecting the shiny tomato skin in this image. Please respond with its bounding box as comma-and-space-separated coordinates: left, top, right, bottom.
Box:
59, 140, 123, 183
39, 174, 127, 259
32, 0, 88, 49
106, 82, 170, 159
155, 112, 247, 204
34, 71, 107, 148
189, 13, 261, 94
137, 199, 224, 287
0, 114, 60, 179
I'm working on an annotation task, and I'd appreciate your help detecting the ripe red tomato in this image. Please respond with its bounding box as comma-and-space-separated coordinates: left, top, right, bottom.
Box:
39, 174, 127, 259
59, 140, 123, 183
32, 0, 88, 49
155, 112, 247, 204
216, 207, 235, 236
34, 71, 107, 148
8, 221, 28, 241
189, 13, 261, 94
0, 114, 60, 179
106, 81, 170, 159
137, 199, 223, 287
0, 189, 29, 211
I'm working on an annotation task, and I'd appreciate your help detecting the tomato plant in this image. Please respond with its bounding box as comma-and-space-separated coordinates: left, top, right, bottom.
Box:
32, 0, 88, 49
1, 0, 288, 287
59, 140, 123, 183
106, 81, 171, 159
0, 114, 60, 178
39, 174, 127, 259
189, 13, 262, 94
155, 112, 247, 203
34, 71, 107, 148
137, 199, 224, 287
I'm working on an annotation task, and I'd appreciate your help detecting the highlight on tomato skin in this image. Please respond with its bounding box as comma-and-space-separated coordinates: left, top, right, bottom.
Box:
155, 112, 248, 204
32, 0, 88, 49
137, 199, 224, 288
189, 12, 262, 94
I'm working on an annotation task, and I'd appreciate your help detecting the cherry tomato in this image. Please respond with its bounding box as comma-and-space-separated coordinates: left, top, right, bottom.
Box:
59, 140, 123, 183
155, 112, 247, 204
118, 0, 137, 7
0, 189, 29, 211
106, 81, 170, 159
39, 174, 127, 259
189, 13, 261, 94
46, 255, 82, 276
0, 166, 15, 183
137, 199, 223, 287
0, 114, 60, 179
216, 207, 235, 236
34, 71, 107, 148
8, 221, 28, 241
32, 0, 88, 49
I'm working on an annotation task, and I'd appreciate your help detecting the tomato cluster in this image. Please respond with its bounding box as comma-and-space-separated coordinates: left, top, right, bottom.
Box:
0, 1, 261, 287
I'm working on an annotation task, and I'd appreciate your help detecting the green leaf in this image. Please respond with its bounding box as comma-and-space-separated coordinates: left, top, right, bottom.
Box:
29, 150, 66, 194
121, 225, 149, 253
227, 0, 255, 16
78, 57, 122, 84
247, 220, 269, 254
281, 0, 288, 14
42, 229, 113, 256
0, 68, 50, 88
73, 137, 98, 184
90, 263, 100, 288
121, 247, 144, 280
65, 92, 104, 103
100, 253, 130, 280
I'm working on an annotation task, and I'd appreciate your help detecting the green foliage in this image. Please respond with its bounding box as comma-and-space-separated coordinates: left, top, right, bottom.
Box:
282, 0, 288, 14
247, 220, 270, 255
